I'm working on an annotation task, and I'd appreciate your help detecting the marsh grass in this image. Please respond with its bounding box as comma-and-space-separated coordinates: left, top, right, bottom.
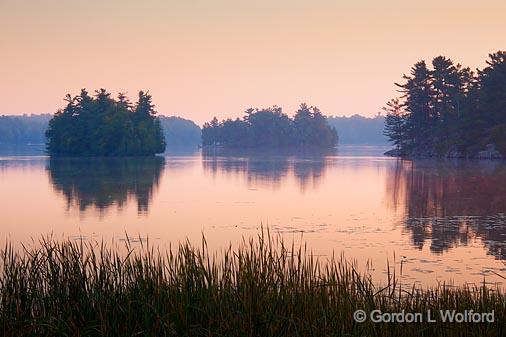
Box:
0, 231, 505, 336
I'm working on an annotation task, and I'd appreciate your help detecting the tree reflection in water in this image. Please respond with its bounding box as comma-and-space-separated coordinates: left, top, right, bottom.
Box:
47, 157, 165, 214
202, 148, 333, 191
387, 160, 506, 258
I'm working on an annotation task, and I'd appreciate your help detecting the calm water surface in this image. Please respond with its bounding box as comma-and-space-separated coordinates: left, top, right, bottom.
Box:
1, 145, 506, 287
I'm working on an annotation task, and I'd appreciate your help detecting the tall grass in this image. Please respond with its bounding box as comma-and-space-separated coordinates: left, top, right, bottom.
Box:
0, 232, 505, 336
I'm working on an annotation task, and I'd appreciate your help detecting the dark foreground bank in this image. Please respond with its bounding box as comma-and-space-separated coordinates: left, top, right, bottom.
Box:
1, 234, 505, 337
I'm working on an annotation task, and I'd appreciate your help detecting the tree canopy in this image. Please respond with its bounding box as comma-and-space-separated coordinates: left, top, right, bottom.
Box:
202, 104, 338, 148
384, 51, 506, 158
45, 89, 166, 156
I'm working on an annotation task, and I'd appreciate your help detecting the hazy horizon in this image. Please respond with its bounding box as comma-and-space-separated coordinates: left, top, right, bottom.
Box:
1, 0, 505, 125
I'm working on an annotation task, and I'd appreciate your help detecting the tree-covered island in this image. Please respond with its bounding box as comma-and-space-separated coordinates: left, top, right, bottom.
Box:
384, 51, 506, 159
202, 104, 338, 148
45, 89, 166, 156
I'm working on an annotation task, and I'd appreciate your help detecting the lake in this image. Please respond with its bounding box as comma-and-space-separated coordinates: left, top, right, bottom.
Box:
1, 145, 506, 287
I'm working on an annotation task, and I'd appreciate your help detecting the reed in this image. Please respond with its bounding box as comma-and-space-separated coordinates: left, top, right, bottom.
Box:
0, 232, 504, 336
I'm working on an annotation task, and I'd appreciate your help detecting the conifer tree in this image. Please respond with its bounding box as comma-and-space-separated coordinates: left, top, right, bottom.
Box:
46, 89, 166, 156
383, 98, 407, 152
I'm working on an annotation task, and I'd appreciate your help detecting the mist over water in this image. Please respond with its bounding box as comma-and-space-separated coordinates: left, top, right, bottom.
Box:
1, 146, 505, 287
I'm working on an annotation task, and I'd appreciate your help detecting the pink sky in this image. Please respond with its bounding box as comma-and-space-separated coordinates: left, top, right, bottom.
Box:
1, 0, 505, 125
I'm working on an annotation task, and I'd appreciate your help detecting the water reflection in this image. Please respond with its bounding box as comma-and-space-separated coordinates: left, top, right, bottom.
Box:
202, 148, 334, 190
3, 146, 506, 286
47, 157, 165, 214
388, 160, 506, 258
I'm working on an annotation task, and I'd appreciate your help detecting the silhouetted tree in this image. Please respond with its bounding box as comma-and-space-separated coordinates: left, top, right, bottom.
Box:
45, 89, 166, 156
386, 51, 506, 157
246, 106, 293, 147
202, 104, 337, 148
293, 104, 338, 147
396, 61, 432, 149
478, 51, 506, 126
383, 98, 407, 152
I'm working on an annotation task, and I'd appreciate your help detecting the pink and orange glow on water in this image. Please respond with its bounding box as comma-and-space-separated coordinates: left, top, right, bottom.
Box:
1, 150, 505, 287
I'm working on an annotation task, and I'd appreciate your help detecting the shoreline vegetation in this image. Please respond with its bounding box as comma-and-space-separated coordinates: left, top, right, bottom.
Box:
0, 115, 201, 149
383, 51, 506, 160
0, 114, 386, 149
45, 89, 166, 156
202, 104, 338, 149
1, 233, 505, 336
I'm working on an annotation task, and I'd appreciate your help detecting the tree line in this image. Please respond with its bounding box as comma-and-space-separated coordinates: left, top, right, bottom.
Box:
202, 104, 338, 148
45, 89, 166, 156
1, 113, 386, 147
0, 114, 201, 149
384, 51, 506, 158
0, 114, 51, 144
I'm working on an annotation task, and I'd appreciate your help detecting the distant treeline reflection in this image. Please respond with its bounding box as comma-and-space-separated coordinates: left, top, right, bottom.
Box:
388, 160, 506, 258
202, 148, 334, 190
47, 157, 164, 213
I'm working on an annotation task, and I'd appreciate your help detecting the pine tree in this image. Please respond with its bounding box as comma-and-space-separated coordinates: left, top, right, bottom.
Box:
478, 51, 506, 125
383, 98, 407, 152
431, 56, 462, 139
385, 51, 505, 157
46, 89, 166, 156
396, 61, 432, 148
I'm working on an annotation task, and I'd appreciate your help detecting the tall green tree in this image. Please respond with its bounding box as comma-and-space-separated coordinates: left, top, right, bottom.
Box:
46, 89, 166, 156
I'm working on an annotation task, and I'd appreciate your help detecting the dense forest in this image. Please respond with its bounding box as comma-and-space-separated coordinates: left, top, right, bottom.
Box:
202, 104, 338, 148
45, 89, 166, 156
384, 51, 506, 159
